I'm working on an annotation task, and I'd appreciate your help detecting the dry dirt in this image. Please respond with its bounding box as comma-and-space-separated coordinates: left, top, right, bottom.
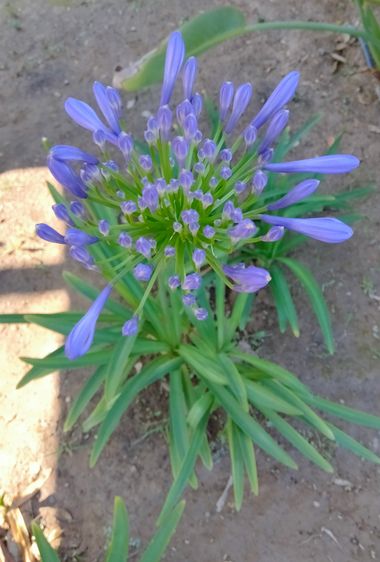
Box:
1, 0, 380, 561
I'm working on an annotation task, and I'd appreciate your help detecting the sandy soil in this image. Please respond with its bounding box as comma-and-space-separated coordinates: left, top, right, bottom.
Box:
1, 0, 380, 561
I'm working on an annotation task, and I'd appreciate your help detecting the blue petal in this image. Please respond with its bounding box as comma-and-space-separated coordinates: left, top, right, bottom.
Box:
251, 71, 300, 129
160, 31, 185, 106
50, 145, 98, 164
259, 214, 353, 243
264, 154, 360, 175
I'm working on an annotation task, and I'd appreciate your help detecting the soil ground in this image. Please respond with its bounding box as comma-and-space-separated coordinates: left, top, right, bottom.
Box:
1, 1, 380, 561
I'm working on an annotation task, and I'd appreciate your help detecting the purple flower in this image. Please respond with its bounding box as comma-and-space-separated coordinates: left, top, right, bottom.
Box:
133, 263, 153, 282
183, 293, 196, 307
141, 185, 159, 212
50, 145, 98, 164
47, 155, 88, 198
64, 97, 117, 144
122, 315, 139, 337
183, 56, 197, 100
194, 307, 208, 321
121, 201, 137, 215
157, 105, 173, 138
70, 201, 85, 217
252, 170, 268, 195
220, 166, 232, 180
229, 219, 257, 242
192, 93, 203, 117
225, 83, 253, 134
259, 109, 289, 154
223, 201, 235, 221
172, 136, 189, 165
182, 273, 201, 291
192, 249, 206, 269
223, 263, 271, 293
65, 227, 99, 246
179, 170, 194, 190
243, 124, 257, 147
65, 284, 112, 359
183, 113, 198, 140
164, 245, 175, 257
203, 225, 215, 239
69, 245, 95, 269
219, 81, 234, 121
36, 223, 65, 244
118, 132, 134, 158
93, 82, 122, 134
202, 139, 217, 161
139, 154, 153, 172
168, 275, 181, 290
251, 71, 300, 130
261, 226, 285, 242
220, 149, 232, 162
264, 154, 360, 175
202, 193, 213, 209
118, 232, 132, 248
235, 181, 247, 194
98, 219, 110, 236
268, 179, 320, 210
136, 236, 154, 258
52, 203, 73, 225
181, 209, 199, 224
160, 31, 185, 106
189, 222, 199, 235
259, 214, 353, 243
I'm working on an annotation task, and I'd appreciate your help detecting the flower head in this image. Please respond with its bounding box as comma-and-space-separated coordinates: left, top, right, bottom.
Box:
38, 30, 359, 357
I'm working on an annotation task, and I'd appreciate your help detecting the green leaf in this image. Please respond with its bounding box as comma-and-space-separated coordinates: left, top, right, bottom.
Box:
178, 345, 228, 385
157, 413, 208, 526
64, 365, 107, 431
31, 523, 61, 562
21, 347, 111, 371
269, 265, 300, 337
187, 392, 214, 429
218, 353, 249, 410
235, 428, 258, 496
306, 395, 380, 429
139, 501, 185, 562
226, 419, 245, 510
245, 380, 302, 415
238, 293, 255, 331
231, 351, 312, 396
169, 370, 198, 488
260, 408, 333, 472
0, 313, 29, 323
328, 423, 380, 464
208, 381, 298, 469
90, 356, 182, 466
278, 257, 334, 354
265, 381, 335, 441
105, 335, 137, 402
215, 275, 226, 349
25, 312, 120, 337
225, 293, 250, 343
118, 7, 246, 91
105, 497, 129, 562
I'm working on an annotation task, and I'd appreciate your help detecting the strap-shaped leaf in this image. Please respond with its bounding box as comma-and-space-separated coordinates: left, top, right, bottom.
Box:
265, 380, 335, 440
64, 365, 107, 431
328, 423, 380, 464
105, 336, 137, 402
269, 265, 300, 337
231, 350, 311, 396
219, 353, 249, 410
245, 380, 301, 415
260, 408, 333, 472
90, 356, 182, 466
139, 501, 185, 562
235, 427, 259, 496
105, 497, 129, 562
277, 257, 334, 354
208, 381, 297, 469
179, 345, 228, 385
32, 523, 61, 562
157, 413, 209, 525
0, 313, 29, 323
226, 419, 245, 511
306, 395, 380, 429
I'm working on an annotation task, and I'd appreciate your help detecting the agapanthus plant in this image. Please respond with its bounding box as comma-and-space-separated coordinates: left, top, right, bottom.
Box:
36, 31, 359, 360
3, 29, 380, 522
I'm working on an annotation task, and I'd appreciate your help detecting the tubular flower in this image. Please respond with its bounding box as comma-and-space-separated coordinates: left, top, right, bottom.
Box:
38, 30, 359, 354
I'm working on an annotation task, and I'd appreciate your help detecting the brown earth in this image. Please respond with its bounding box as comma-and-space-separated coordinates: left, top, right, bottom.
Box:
0, 0, 380, 561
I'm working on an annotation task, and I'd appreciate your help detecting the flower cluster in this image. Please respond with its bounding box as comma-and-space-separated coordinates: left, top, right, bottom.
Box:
36, 31, 359, 359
